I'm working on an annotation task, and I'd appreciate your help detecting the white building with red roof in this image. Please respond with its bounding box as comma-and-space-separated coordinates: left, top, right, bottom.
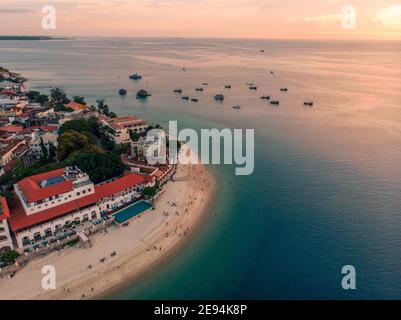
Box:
0, 196, 13, 252
98, 114, 148, 145
8, 166, 154, 249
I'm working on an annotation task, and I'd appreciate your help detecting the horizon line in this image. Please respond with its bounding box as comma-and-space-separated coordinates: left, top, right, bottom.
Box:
1, 34, 400, 42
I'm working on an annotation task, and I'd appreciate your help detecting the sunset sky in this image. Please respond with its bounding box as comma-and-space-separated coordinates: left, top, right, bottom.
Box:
1, 0, 401, 39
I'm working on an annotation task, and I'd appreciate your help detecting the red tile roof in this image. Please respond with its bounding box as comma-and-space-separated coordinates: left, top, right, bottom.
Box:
95, 173, 153, 199
0, 197, 10, 221
22, 125, 58, 135
9, 172, 152, 231
66, 102, 87, 111
8, 193, 99, 232
17, 168, 73, 203
0, 125, 24, 133
31, 125, 58, 132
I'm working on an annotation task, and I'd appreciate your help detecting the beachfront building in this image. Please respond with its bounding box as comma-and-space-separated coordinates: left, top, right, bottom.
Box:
8, 166, 154, 249
98, 114, 148, 145
0, 197, 13, 252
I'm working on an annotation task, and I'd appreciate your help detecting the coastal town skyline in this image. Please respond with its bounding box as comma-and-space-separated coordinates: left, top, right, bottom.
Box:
0, 0, 401, 40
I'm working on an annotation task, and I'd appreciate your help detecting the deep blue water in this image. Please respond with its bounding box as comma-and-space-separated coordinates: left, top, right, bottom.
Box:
1, 38, 400, 299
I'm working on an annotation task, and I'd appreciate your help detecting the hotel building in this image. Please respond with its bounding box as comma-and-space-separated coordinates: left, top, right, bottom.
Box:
0, 197, 13, 253
6, 166, 153, 249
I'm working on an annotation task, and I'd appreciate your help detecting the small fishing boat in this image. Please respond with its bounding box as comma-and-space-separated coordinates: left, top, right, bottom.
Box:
225, 85, 232, 89
202, 82, 208, 86
129, 73, 142, 80
260, 95, 271, 100
214, 94, 224, 101
182, 96, 190, 100
195, 88, 203, 91
249, 86, 258, 90
233, 105, 241, 109
191, 98, 198, 102
246, 83, 254, 86
280, 88, 288, 92
174, 89, 183, 93
270, 100, 280, 105
136, 89, 151, 99
260, 49, 265, 53
119, 89, 127, 95
304, 101, 314, 107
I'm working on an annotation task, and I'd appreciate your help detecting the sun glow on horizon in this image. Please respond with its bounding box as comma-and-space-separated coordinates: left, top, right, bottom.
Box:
0, 0, 400, 40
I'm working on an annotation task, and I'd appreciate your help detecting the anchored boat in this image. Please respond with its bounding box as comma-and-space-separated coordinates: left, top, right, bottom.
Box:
129, 73, 142, 80
136, 89, 151, 99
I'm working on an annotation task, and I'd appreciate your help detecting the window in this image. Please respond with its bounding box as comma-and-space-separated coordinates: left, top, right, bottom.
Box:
33, 232, 42, 241
22, 236, 30, 246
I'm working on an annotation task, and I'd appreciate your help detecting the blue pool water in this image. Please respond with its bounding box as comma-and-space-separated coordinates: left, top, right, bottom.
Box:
113, 201, 153, 224
41, 176, 65, 187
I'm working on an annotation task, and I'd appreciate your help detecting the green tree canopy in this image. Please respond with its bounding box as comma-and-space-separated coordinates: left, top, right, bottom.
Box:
57, 130, 101, 161
142, 186, 158, 198
0, 250, 20, 265
72, 96, 87, 105
65, 151, 125, 184
49, 88, 71, 111
26, 91, 49, 104
59, 119, 96, 135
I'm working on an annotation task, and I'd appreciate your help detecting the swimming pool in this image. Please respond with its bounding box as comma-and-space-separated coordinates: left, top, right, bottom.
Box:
113, 200, 153, 224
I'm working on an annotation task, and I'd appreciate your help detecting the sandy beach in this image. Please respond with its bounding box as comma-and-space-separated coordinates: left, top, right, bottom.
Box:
0, 163, 214, 300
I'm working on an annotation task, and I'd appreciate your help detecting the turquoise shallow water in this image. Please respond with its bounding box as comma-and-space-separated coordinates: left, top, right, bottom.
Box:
1, 38, 401, 299
113, 201, 152, 224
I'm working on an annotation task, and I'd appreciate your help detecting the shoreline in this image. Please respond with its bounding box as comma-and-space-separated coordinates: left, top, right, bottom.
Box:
0, 163, 214, 300
97, 168, 216, 299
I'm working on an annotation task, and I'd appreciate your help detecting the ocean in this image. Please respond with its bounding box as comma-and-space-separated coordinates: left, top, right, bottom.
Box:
1, 38, 401, 299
